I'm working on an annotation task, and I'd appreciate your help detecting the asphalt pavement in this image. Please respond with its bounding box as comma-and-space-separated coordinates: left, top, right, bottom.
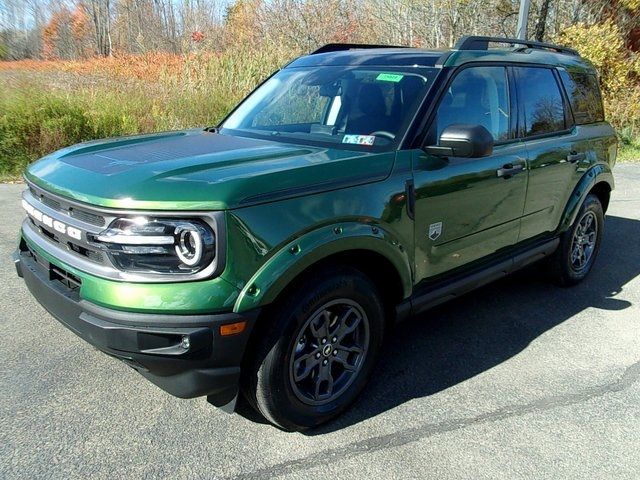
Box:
1, 164, 639, 479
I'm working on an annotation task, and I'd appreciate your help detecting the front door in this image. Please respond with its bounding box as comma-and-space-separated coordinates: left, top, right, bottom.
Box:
412, 65, 528, 283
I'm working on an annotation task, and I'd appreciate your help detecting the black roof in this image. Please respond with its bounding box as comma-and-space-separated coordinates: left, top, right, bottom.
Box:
286, 48, 444, 68
285, 36, 588, 71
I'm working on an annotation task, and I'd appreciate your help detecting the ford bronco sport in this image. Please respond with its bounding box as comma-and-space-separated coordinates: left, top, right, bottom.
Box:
14, 36, 616, 430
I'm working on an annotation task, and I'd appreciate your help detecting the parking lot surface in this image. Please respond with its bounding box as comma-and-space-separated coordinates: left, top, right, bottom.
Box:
1, 165, 639, 479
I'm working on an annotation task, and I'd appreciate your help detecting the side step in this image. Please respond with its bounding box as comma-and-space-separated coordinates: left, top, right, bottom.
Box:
397, 238, 559, 320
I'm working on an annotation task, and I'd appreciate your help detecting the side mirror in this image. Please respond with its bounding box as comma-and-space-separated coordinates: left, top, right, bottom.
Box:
424, 124, 494, 158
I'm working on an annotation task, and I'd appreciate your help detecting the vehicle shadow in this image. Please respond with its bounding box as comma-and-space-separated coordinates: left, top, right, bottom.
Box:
304, 215, 640, 435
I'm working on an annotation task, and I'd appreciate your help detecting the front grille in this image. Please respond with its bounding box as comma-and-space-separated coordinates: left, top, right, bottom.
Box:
68, 240, 105, 264
69, 207, 105, 227
40, 195, 61, 211
29, 219, 105, 264
23, 183, 119, 281
29, 186, 106, 227
39, 224, 56, 242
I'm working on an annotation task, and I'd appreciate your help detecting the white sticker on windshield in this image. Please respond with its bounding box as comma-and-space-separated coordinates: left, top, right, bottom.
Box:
342, 135, 375, 146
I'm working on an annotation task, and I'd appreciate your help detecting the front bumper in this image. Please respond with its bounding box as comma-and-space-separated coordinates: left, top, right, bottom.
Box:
14, 245, 258, 407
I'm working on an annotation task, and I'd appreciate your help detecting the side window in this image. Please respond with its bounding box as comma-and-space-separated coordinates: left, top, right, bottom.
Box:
559, 70, 605, 124
435, 66, 510, 142
516, 67, 566, 136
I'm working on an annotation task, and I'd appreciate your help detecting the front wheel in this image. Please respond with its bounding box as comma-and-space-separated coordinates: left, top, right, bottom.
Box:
546, 194, 604, 286
242, 266, 385, 431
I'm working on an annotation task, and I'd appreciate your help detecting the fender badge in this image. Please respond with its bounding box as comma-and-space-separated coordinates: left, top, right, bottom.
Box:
428, 222, 442, 241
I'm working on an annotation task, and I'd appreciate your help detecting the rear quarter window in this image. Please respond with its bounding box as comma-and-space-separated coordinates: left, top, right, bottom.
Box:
516, 67, 566, 137
559, 70, 605, 125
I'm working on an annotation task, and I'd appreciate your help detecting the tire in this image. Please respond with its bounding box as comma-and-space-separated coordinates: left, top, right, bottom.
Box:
242, 266, 385, 431
546, 194, 604, 286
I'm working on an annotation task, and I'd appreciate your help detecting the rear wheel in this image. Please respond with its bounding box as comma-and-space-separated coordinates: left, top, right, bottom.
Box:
547, 194, 604, 286
242, 266, 384, 431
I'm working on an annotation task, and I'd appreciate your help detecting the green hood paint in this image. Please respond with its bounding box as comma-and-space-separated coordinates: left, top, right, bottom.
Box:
25, 129, 394, 211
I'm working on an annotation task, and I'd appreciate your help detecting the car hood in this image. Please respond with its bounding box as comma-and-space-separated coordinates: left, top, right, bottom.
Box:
25, 129, 395, 210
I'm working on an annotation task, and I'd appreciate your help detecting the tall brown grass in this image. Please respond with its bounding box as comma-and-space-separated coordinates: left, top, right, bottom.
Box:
0, 46, 296, 179
1, 37, 638, 180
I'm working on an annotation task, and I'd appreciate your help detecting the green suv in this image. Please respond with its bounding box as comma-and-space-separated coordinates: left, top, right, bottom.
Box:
14, 36, 616, 430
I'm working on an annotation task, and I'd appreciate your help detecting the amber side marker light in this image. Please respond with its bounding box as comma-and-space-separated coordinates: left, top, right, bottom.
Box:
220, 321, 247, 336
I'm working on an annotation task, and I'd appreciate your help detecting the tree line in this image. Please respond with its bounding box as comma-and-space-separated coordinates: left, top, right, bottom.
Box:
0, 0, 638, 61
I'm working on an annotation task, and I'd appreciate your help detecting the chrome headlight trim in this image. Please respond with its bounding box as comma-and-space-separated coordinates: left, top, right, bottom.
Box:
21, 183, 226, 283
93, 217, 216, 275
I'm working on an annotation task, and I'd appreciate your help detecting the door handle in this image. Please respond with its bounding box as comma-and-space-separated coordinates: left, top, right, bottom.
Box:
496, 163, 524, 179
567, 151, 586, 163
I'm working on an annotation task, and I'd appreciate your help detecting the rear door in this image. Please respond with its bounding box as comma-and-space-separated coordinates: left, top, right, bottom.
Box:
412, 65, 528, 282
515, 66, 585, 240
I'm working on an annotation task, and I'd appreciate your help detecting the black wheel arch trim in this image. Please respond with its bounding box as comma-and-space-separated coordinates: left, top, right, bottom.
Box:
558, 163, 614, 234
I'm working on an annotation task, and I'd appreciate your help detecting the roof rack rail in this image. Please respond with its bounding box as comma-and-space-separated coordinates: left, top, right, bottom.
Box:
454, 36, 579, 56
311, 43, 408, 55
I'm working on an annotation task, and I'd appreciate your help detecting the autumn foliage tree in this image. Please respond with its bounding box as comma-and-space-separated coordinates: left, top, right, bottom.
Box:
71, 4, 93, 58
557, 20, 640, 148
224, 0, 262, 48
42, 7, 70, 60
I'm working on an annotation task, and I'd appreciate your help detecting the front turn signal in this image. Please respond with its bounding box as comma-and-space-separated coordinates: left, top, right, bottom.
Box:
220, 321, 247, 336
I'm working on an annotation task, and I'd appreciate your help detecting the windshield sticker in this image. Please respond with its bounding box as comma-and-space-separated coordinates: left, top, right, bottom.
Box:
342, 135, 375, 146
376, 73, 404, 83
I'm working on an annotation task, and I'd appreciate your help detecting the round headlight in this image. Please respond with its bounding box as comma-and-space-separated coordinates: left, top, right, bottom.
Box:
93, 217, 215, 275
175, 225, 203, 266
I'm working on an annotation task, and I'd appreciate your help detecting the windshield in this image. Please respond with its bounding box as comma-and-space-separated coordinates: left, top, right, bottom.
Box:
220, 65, 437, 151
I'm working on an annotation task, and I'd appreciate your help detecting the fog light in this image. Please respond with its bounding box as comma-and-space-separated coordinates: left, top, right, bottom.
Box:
181, 335, 190, 350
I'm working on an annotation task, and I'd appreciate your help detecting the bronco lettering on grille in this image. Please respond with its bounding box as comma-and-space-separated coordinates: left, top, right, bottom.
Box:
22, 199, 83, 241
